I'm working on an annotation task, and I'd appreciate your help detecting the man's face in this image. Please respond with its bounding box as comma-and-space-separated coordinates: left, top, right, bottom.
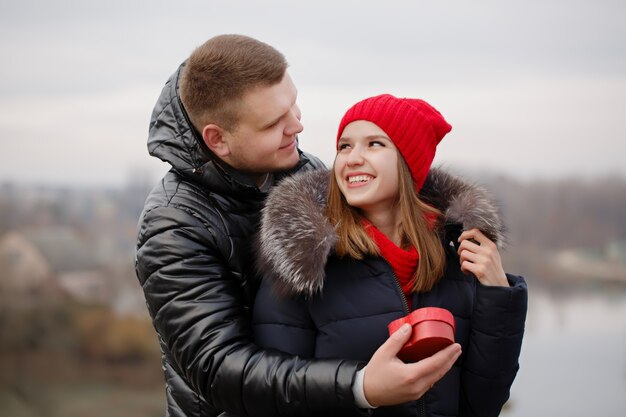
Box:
221, 73, 303, 175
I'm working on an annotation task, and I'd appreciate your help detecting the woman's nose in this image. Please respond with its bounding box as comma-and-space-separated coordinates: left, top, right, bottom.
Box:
346, 146, 364, 166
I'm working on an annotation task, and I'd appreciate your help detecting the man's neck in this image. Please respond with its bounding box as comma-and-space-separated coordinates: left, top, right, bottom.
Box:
256, 173, 273, 191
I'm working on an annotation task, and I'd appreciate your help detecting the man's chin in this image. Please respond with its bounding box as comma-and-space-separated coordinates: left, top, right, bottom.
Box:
245, 156, 300, 176
268, 160, 299, 174
273, 150, 301, 171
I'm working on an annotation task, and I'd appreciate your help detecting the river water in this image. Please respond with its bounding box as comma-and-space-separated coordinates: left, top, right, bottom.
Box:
502, 285, 626, 416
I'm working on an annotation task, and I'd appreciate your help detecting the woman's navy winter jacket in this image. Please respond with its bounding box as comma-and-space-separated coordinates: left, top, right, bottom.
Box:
253, 169, 528, 417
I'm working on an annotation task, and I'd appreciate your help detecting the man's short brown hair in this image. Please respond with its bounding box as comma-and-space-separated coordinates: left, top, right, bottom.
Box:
180, 34, 288, 132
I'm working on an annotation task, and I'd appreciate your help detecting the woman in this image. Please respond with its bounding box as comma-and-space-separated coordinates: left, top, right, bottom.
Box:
253, 94, 528, 416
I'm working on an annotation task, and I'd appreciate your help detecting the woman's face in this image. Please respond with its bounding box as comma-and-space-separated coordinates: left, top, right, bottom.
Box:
334, 120, 400, 216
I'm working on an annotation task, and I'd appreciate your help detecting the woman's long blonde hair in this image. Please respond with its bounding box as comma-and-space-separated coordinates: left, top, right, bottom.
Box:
326, 153, 446, 293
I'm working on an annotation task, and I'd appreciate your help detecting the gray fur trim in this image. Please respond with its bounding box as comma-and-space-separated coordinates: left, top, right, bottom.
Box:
257, 167, 506, 297
421, 167, 507, 249
256, 169, 336, 297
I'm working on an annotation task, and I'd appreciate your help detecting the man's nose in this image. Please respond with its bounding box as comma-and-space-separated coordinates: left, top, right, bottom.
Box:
285, 106, 303, 136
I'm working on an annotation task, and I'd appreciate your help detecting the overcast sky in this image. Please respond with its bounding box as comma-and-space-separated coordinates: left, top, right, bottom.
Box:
1, 0, 625, 186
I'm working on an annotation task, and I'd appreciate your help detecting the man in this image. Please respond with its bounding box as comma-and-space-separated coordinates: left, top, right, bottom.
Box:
135, 34, 461, 417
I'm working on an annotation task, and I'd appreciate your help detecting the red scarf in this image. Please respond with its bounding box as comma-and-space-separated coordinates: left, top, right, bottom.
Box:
364, 221, 418, 309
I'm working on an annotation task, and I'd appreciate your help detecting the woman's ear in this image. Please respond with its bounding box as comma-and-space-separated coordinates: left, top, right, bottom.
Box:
202, 124, 231, 157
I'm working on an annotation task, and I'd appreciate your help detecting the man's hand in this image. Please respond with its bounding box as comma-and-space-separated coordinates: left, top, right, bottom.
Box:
363, 323, 462, 407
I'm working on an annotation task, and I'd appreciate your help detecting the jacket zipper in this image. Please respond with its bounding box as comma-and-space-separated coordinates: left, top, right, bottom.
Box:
417, 396, 426, 416
383, 259, 427, 417
384, 260, 410, 314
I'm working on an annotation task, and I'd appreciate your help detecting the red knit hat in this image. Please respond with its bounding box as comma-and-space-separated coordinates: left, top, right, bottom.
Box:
336, 94, 452, 192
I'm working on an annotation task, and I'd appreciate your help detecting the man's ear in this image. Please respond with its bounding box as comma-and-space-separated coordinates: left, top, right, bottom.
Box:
202, 124, 231, 157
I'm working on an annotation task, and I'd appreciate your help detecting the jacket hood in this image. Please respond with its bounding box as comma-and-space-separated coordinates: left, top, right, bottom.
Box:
256, 167, 506, 297
147, 63, 215, 178
146, 63, 312, 196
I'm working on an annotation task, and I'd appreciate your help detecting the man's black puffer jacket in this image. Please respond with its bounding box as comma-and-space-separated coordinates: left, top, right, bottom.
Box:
134, 63, 362, 417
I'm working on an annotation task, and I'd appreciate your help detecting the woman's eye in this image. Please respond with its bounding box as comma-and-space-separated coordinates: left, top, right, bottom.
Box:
337, 143, 350, 151
370, 141, 384, 147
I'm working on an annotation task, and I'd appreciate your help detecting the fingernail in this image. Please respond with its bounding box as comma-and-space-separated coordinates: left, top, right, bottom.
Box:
400, 323, 411, 335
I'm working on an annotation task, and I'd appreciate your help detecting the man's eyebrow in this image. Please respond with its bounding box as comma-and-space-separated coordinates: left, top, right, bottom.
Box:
260, 115, 282, 129
260, 89, 297, 129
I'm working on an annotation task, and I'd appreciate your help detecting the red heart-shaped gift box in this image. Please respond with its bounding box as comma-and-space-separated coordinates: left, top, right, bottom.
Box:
388, 307, 456, 362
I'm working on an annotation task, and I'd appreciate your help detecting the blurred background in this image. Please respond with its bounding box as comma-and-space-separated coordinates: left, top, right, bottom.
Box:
1, 1, 625, 416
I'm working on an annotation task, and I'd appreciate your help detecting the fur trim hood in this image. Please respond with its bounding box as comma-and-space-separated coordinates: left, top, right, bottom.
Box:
257, 168, 506, 297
